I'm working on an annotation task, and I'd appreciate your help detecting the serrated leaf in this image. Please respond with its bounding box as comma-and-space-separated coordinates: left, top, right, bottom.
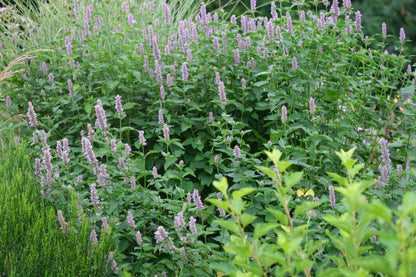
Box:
255, 165, 277, 180
265, 149, 282, 164
215, 219, 240, 234
207, 199, 229, 212
350, 163, 365, 179
232, 187, 256, 200
266, 208, 288, 225
285, 171, 303, 188
253, 223, 279, 240
213, 177, 228, 196
233, 198, 244, 215
240, 213, 257, 228
327, 172, 348, 187
276, 161, 293, 172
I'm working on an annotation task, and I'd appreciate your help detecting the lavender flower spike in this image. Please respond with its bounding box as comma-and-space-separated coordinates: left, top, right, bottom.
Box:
90, 229, 98, 248
400, 28, 406, 44
192, 189, 204, 209
154, 226, 169, 244
292, 56, 298, 73
115, 94, 123, 115
158, 109, 164, 124
382, 22, 387, 39
189, 216, 197, 235
329, 185, 336, 208
6, 95, 11, 108
380, 138, 391, 166
162, 124, 170, 140
57, 210, 68, 235
127, 211, 136, 228
309, 97, 315, 115
136, 231, 143, 245
27, 102, 38, 127
95, 99, 107, 129
90, 183, 100, 206
282, 105, 287, 123
138, 130, 147, 146
219, 81, 226, 105
250, 0, 256, 11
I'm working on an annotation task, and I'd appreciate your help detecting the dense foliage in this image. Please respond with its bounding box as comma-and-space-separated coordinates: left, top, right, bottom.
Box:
1, 0, 416, 275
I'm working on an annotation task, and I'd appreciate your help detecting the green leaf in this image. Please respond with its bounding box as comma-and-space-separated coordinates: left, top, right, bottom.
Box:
327, 172, 348, 187
276, 161, 293, 173
366, 200, 392, 222
357, 255, 394, 276
240, 213, 257, 228
294, 201, 321, 218
254, 80, 269, 87
265, 149, 282, 165
213, 177, 228, 196
132, 70, 141, 82
402, 192, 416, 214
123, 102, 139, 110
84, 102, 93, 115
232, 198, 244, 215
253, 223, 279, 240
335, 148, 356, 169
284, 171, 303, 188
254, 165, 277, 180
207, 199, 229, 212
215, 219, 240, 234
266, 208, 288, 225
350, 163, 365, 179
232, 187, 256, 200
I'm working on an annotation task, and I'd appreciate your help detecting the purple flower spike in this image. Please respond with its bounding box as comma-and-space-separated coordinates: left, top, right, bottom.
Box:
136, 231, 143, 245
282, 105, 287, 123
162, 3, 170, 25
233, 145, 241, 158
380, 138, 391, 166
57, 210, 68, 235
192, 189, 204, 209
162, 124, 170, 140
189, 216, 197, 235
219, 81, 227, 105
90, 183, 100, 206
27, 102, 38, 127
355, 11, 362, 32
115, 94, 123, 115
292, 56, 298, 73
152, 166, 158, 178
6, 95, 11, 108
158, 109, 164, 124
329, 185, 336, 208
174, 212, 186, 231
95, 99, 107, 129
138, 130, 147, 146
382, 22, 387, 38
309, 97, 315, 115
250, 0, 256, 11
101, 217, 109, 231
154, 226, 169, 244
68, 79, 73, 98
127, 211, 136, 228
181, 62, 188, 82
400, 28, 406, 44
